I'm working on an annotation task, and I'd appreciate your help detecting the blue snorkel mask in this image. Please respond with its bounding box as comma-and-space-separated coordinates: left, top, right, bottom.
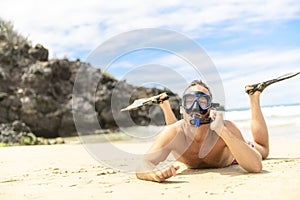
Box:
182, 91, 212, 127
183, 91, 212, 114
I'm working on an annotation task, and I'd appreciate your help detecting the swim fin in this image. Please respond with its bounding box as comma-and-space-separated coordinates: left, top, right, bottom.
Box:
245, 71, 300, 95
120, 92, 169, 111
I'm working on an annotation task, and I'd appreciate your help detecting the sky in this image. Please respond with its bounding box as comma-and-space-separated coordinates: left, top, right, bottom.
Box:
1, 0, 300, 109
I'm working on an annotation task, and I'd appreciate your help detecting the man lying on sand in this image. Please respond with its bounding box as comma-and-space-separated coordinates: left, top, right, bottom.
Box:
136, 80, 270, 182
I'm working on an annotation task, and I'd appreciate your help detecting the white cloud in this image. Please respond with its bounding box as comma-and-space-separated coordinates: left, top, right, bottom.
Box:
211, 49, 300, 80
210, 49, 300, 108
1, 0, 300, 59
1, 0, 299, 108
106, 47, 300, 108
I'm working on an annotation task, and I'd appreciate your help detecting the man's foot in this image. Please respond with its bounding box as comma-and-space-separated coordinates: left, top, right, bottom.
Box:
150, 92, 169, 104
245, 83, 266, 95
245, 79, 276, 95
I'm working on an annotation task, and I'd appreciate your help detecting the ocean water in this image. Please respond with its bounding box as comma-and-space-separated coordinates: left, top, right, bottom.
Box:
76, 104, 300, 144
225, 104, 300, 142
121, 104, 300, 142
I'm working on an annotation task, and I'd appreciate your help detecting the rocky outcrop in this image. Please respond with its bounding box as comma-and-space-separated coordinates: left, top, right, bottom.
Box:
0, 19, 181, 140
0, 120, 35, 145
0, 120, 65, 145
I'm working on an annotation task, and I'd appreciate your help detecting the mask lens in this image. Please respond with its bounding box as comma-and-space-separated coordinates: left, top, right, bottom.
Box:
183, 92, 211, 110
183, 95, 195, 109
198, 96, 210, 109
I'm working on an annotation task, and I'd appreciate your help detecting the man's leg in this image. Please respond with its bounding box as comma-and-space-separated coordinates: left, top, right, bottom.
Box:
247, 90, 269, 159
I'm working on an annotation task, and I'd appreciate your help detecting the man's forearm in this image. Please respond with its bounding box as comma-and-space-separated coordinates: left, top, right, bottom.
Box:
136, 171, 155, 182
136, 160, 179, 182
136, 160, 158, 182
159, 100, 178, 125
220, 127, 262, 173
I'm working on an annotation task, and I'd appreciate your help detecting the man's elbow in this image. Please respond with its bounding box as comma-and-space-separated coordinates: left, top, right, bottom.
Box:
136, 171, 157, 182
135, 165, 145, 180
135, 165, 152, 181
135, 172, 143, 180
248, 161, 263, 173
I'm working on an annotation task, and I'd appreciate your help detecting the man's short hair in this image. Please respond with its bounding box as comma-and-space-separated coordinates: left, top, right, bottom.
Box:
183, 80, 212, 97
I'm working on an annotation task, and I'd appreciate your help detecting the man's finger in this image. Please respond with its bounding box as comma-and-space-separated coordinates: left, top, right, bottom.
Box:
161, 168, 172, 178
170, 166, 176, 176
210, 110, 216, 120
155, 171, 164, 180
210, 111, 225, 135
152, 174, 164, 183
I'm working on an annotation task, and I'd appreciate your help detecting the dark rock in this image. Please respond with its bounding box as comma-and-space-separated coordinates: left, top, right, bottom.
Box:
28, 44, 48, 61
0, 19, 181, 140
0, 120, 36, 145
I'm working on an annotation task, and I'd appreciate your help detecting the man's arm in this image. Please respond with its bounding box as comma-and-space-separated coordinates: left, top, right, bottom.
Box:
136, 160, 180, 182
210, 111, 262, 173
159, 100, 178, 125
136, 125, 180, 182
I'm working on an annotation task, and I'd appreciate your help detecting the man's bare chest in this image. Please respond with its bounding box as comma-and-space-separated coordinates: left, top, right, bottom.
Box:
175, 139, 232, 168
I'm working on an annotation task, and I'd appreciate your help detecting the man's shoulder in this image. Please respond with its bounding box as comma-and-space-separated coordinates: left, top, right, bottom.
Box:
159, 120, 184, 138
224, 120, 243, 138
168, 119, 185, 133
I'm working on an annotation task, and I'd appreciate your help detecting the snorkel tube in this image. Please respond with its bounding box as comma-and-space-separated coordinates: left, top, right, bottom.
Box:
182, 91, 220, 127
190, 114, 201, 127
186, 106, 210, 127
186, 103, 220, 127
189, 114, 212, 127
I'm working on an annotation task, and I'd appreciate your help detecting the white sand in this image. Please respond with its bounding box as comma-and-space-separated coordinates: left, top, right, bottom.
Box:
0, 140, 300, 200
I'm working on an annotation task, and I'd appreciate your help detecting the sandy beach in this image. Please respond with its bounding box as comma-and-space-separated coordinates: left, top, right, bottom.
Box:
0, 138, 300, 200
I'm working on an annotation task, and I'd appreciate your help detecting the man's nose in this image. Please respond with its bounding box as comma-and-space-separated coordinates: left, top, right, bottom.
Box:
192, 101, 199, 109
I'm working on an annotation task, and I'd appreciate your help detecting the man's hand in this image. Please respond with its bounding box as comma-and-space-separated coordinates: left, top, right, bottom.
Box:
150, 165, 180, 182
210, 110, 224, 135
